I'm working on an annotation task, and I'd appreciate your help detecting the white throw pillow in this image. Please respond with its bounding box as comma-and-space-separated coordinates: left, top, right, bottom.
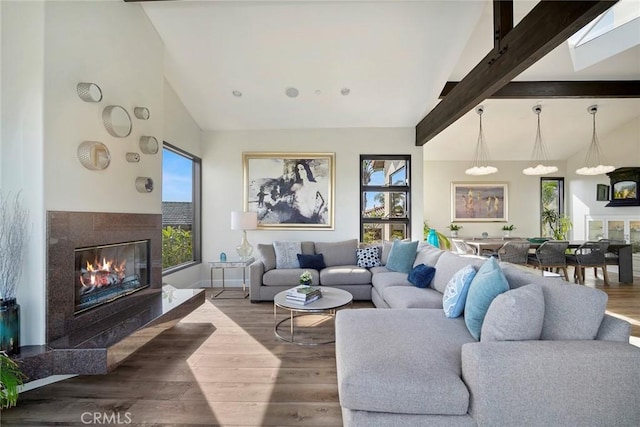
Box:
273, 241, 302, 269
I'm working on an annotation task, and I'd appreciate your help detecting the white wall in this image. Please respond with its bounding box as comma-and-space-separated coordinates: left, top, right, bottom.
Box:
198, 127, 423, 286
1, 0, 46, 346
568, 116, 640, 240
43, 1, 164, 213
422, 160, 566, 239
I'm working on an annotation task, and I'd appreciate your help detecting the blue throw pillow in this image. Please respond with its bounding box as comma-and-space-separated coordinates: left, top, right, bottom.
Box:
385, 240, 419, 274
442, 265, 476, 318
464, 257, 510, 340
297, 253, 326, 270
408, 264, 436, 288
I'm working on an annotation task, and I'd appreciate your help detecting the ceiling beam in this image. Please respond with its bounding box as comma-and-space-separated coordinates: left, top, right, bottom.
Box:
493, 0, 513, 53
439, 80, 640, 99
415, 0, 618, 146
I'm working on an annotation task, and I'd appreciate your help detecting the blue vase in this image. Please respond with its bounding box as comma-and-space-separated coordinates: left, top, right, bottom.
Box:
220, 252, 227, 262
427, 229, 440, 248
0, 298, 20, 355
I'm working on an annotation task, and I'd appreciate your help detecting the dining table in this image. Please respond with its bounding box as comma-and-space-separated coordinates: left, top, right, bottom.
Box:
462, 238, 634, 284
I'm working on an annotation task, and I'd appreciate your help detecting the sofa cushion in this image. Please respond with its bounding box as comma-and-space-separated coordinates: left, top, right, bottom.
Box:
356, 246, 381, 268
442, 265, 476, 318
297, 253, 326, 270
408, 264, 436, 288
382, 287, 443, 309
539, 282, 608, 340
381, 240, 394, 265
371, 270, 412, 295
336, 309, 474, 415
481, 284, 545, 342
320, 265, 371, 286
464, 257, 509, 340
315, 239, 358, 267
499, 262, 564, 289
432, 251, 486, 294
257, 243, 276, 272
301, 241, 315, 255
386, 240, 419, 273
413, 245, 445, 268
263, 268, 319, 286
273, 241, 301, 269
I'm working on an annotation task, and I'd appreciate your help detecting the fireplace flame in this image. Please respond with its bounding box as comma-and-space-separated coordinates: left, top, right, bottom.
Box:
80, 258, 127, 289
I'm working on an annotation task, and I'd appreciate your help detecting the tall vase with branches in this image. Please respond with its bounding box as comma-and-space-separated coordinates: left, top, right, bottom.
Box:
0, 191, 29, 355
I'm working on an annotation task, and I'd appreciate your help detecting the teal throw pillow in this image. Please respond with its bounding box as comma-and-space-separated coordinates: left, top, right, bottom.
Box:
442, 265, 476, 318
385, 240, 419, 274
464, 257, 509, 340
408, 264, 436, 288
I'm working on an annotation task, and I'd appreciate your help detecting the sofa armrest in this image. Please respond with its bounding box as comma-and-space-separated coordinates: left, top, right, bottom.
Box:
461, 340, 640, 426
596, 313, 631, 341
248, 260, 265, 302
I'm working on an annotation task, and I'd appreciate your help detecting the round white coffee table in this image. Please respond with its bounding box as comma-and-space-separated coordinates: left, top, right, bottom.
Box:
274, 287, 353, 345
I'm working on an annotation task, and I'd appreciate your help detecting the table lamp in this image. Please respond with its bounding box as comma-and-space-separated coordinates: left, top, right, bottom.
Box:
231, 211, 258, 260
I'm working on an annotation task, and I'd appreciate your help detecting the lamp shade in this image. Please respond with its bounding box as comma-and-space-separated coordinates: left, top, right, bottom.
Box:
231, 211, 258, 230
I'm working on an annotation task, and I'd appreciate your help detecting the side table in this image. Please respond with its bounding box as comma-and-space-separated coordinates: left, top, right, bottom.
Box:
208, 257, 254, 299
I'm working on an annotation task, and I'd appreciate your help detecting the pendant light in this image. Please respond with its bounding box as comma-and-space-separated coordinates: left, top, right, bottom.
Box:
523, 105, 558, 176
465, 105, 498, 176
576, 105, 615, 176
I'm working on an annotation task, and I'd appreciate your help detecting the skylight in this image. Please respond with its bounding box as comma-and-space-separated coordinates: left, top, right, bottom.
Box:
567, 0, 640, 71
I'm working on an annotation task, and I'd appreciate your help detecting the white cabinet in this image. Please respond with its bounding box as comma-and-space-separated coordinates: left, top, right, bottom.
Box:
586, 216, 640, 249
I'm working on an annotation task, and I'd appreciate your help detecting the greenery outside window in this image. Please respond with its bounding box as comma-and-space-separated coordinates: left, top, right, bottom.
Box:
360, 155, 410, 243
162, 142, 202, 273
540, 177, 564, 237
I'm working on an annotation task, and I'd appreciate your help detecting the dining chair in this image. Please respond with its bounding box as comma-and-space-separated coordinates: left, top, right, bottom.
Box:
566, 241, 610, 285
451, 239, 477, 255
597, 238, 625, 278
497, 240, 531, 265
527, 240, 569, 280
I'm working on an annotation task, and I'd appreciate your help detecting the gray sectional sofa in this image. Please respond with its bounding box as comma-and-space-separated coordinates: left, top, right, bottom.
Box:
336, 244, 640, 426
249, 239, 373, 302
249, 239, 640, 425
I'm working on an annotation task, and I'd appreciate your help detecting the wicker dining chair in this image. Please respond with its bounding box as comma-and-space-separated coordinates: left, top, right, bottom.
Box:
497, 240, 531, 265
527, 240, 569, 280
451, 239, 477, 255
566, 241, 610, 285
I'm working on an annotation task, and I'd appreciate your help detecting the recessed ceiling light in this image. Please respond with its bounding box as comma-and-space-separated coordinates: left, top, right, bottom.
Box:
285, 87, 299, 98
232, 90, 242, 97
341, 88, 350, 96
315, 90, 322, 95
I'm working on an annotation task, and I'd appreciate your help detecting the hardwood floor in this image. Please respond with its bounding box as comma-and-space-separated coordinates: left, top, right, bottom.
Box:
3, 271, 639, 426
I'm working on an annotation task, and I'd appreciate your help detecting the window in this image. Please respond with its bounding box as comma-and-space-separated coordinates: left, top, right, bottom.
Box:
540, 177, 564, 237
162, 142, 201, 272
360, 155, 411, 243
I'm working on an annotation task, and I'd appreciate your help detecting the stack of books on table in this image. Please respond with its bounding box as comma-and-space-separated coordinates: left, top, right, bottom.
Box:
286, 285, 322, 305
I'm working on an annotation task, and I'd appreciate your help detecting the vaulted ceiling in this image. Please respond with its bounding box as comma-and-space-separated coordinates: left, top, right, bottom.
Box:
138, 0, 640, 161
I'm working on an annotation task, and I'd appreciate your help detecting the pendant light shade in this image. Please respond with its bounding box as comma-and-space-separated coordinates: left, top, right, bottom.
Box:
575, 105, 615, 176
465, 106, 498, 176
522, 105, 558, 176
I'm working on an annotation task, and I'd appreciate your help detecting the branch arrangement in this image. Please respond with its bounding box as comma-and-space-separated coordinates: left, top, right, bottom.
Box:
0, 192, 29, 301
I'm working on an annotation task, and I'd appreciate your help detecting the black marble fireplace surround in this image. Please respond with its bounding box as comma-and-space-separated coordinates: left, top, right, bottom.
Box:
47, 211, 163, 346
14, 211, 204, 382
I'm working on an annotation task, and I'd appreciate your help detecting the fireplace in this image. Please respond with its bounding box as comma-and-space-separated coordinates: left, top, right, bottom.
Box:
47, 211, 162, 346
75, 240, 150, 314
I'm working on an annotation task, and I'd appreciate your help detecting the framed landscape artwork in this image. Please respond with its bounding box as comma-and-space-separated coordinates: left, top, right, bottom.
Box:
243, 152, 335, 229
451, 182, 508, 222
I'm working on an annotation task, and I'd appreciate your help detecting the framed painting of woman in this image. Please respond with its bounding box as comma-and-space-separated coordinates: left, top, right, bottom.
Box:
243, 152, 335, 229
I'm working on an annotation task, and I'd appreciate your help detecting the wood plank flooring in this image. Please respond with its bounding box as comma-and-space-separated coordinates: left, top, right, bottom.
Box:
3, 270, 639, 426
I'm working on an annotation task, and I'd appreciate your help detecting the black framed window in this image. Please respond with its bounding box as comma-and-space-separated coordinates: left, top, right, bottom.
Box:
162, 142, 202, 273
360, 155, 411, 243
540, 177, 564, 237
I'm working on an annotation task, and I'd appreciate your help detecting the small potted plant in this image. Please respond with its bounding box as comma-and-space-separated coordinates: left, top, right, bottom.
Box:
0, 351, 26, 409
447, 223, 463, 237
502, 224, 516, 237
299, 271, 313, 286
